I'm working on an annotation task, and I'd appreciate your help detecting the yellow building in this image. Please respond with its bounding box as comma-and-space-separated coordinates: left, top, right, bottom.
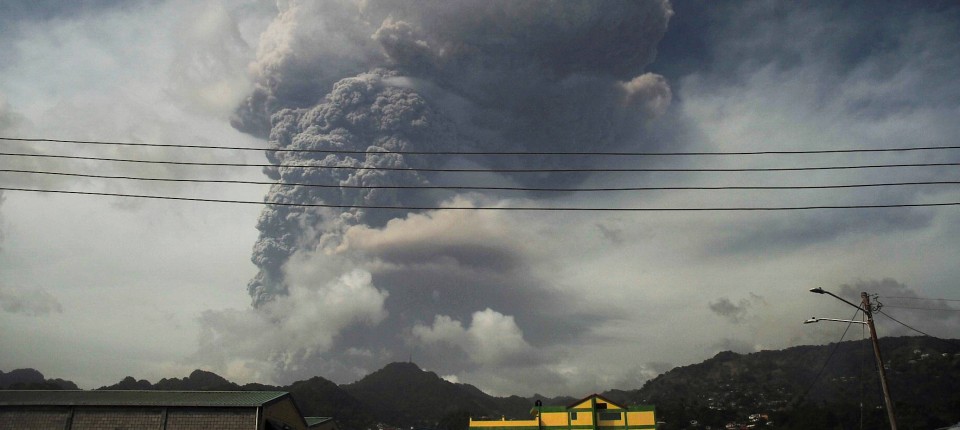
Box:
469, 394, 655, 430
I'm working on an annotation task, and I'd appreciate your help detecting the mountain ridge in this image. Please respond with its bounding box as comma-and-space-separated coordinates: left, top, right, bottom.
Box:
5, 336, 959, 429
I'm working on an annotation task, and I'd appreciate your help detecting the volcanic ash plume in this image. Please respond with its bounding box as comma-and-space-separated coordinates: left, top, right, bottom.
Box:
219, 0, 674, 383
247, 68, 459, 304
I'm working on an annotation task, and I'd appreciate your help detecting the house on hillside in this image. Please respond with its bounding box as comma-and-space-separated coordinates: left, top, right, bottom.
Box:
0, 390, 337, 430
469, 394, 655, 430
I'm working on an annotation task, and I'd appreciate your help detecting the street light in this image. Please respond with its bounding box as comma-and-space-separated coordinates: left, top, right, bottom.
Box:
806, 288, 898, 430
809, 287, 865, 310
804, 317, 867, 325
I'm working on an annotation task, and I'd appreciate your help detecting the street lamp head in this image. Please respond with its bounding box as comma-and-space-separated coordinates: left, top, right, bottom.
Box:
804, 317, 819, 324
809, 287, 826, 294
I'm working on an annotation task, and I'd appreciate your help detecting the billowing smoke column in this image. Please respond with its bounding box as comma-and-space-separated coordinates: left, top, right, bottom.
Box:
237, 0, 673, 306
224, 0, 674, 384
246, 68, 459, 304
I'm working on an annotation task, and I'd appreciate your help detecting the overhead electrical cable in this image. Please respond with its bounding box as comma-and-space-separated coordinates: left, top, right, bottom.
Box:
3, 187, 960, 211
4, 169, 960, 192
881, 296, 960, 302
877, 310, 960, 350
4, 136, 960, 156
793, 308, 862, 406
3, 152, 960, 173
882, 305, 960, 312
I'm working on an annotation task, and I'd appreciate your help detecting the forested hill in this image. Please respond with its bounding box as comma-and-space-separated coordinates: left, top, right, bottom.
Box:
0, 368, 77, 390
603, 336, 960, 430
5, 336, 959, 429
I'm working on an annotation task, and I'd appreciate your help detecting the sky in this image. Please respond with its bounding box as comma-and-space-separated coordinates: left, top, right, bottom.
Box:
1, 0, 959, 397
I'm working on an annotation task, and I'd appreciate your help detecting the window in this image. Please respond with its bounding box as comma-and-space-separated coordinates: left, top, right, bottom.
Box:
570, 412, 577, 420
599, 412, 621, 421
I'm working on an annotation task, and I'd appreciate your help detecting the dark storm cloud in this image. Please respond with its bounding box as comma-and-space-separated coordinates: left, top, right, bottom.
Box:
0, 98, 22, 130
0, 97, 24, 249
0, 286, 63, 316
0, 0, 153, 22
663, 0, 960, 257
709, 298, 750, 324
709, 293, 767, 324
838, 278, 959, 338
654, 1, 960, 84
0, 0, 158, 68
713, 208, 935, 257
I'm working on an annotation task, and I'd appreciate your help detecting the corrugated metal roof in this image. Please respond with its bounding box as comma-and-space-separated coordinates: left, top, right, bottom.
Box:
305, 417, 333, 426
0, 391, 288, 407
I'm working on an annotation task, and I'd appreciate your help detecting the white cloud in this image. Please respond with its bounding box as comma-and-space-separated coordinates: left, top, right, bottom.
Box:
413, 308, 535, 366
196, 269, 388, 383
165, 2, 256, 117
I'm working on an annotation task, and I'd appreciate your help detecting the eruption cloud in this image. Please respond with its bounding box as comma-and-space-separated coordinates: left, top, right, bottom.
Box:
212, 0, 675, 387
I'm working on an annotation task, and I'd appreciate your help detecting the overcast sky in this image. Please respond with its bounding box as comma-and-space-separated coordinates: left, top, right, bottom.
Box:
1, 0, 959, 397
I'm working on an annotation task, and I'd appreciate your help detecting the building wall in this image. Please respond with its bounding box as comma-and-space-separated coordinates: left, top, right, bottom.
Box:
625, 411, 655, 428
262, 398, 308, 430
540, 411, 569, 427
0, 407, 70, 430
71, 407, 163, 430
166, 407, 257, 430
469, 396, 656, 430
0, 405, 262, 430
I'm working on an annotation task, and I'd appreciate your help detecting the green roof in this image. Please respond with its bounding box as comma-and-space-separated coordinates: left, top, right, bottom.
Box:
0, 391, 289, 408
536, 406, 567, 412
305, 417, 334, 426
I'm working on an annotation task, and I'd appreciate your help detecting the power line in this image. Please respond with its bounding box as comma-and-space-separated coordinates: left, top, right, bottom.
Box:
877, 310, 960, 350
4, 152, 960, 173
4, 169, 960, 192
882, 305, 960, 312
794, 308, 862, 405
4, 186, 960, 211
4, 136, 960, 156
881, 296, 960, 302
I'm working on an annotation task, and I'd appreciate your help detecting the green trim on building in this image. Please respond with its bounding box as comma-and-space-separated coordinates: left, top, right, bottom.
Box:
625, 405, 655, 412
473, 427, 542, 430
538, 406, 567, 412
482, 425, 655, 430
471, 394, 655, 430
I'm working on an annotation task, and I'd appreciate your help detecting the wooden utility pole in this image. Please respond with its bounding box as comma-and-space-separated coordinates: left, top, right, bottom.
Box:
861, 292, 898, 430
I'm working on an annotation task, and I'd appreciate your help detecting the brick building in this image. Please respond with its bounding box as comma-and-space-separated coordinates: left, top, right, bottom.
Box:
0, 390, 336, 430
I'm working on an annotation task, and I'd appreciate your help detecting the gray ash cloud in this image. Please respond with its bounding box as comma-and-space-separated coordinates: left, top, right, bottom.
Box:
218, 0, 674, 386
240, 0, 672, 306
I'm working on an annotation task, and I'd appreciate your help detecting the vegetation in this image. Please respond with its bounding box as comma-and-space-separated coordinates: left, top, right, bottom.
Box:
0, 368, 77, 390
605, 336, 960, 430
5, 336, 958, 430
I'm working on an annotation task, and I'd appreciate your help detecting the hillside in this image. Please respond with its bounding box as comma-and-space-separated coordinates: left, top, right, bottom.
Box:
341, 362, 535, 428
99, 370, 377, 430
95, 362, 542, 429
8, 335, 959, 430
0, 368, 77, 390
611, 336, 960, 429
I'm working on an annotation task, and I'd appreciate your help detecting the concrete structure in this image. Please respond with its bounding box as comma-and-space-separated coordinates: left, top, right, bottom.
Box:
469, 394, 655, 430
0, 390, 329, 430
